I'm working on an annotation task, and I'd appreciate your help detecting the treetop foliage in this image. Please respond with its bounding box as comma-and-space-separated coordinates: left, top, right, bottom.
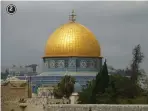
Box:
78, 44, 147, 104
53, 75, 75, 99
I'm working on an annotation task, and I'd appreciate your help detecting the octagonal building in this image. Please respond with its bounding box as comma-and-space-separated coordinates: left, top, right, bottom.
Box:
17, 10, 103, 93
42, 11, 102, 75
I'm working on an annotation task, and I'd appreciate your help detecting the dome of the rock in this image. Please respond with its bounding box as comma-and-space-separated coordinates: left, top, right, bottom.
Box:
14, 10, 104, 94
44, 22, 101, 58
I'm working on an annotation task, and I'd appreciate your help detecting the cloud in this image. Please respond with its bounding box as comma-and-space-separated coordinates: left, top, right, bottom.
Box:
1, 1, 148, 73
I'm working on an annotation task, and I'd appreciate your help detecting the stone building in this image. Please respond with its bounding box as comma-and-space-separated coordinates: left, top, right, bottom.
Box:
1, 77, 32, 101
1, 77, 32, 111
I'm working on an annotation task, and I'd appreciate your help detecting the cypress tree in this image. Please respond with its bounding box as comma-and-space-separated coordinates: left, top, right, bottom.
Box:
89, 59, 109, 103
101, 59, 109, 92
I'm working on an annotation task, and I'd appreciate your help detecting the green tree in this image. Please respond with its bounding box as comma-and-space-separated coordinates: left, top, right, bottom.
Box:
1, 69, 9, 80
53, 75, 75, 99
89, 60, 109, 104
130, 44, 144, 83
99, 59, 109, 92
78, 80, 95, 104
78, 71, 145, 104
110, 75, 142, 98
53, 84, 63, 98
95, 74, 144, 104
96, 80, 117, 104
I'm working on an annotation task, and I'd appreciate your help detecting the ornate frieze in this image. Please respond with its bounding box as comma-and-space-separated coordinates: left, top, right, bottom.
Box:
68, 59, 76, 68
57, 60, 65, 68
87, 60, 95, 68
45, 57, 100, 70
45, 61, 48, 67
80, 60, 87, 68
49, 60, 56, 68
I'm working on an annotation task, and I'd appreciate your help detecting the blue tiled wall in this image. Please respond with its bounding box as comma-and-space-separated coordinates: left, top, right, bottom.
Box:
17, 75, 96, 93
43, 57, 102, 72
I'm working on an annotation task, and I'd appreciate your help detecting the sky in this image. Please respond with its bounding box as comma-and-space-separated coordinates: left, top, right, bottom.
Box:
1, 1, 148, 73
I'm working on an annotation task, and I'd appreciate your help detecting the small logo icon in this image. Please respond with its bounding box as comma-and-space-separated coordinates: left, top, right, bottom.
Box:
6, 4, 17, 15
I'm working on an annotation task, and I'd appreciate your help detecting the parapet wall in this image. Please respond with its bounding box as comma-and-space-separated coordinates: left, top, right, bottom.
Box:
27, 97, 69, 105
46, 104, 148, 111
2, 103, 148, 111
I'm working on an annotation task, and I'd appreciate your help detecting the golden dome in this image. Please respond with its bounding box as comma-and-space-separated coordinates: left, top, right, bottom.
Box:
44, 22, 101, 58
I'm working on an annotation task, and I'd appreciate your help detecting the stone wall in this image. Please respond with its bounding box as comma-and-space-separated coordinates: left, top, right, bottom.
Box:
1, 80, 32, 111
46, 104, 148, 111
27, 97, 69, 105
1, 82, 29, 102
2, 101, 20, 111
2, 104, 148, 111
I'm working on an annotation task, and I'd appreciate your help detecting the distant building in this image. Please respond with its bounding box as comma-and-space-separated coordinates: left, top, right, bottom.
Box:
8, 65, 39, 76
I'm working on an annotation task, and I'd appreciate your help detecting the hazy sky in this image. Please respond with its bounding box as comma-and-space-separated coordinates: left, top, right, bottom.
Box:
1, 1, 148, 72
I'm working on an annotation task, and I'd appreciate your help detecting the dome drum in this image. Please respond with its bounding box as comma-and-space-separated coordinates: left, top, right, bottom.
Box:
43, 14, 102, 73
43, 57, 102, 72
